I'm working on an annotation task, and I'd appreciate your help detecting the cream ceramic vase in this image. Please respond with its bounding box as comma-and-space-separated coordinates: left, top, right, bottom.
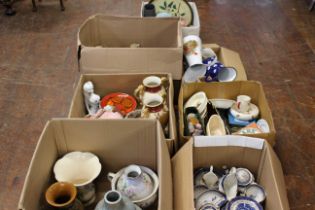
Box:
134, 76, 168, 103
53, 151, 102, 206
107, 165, 159, 208
141, 94, 169, 128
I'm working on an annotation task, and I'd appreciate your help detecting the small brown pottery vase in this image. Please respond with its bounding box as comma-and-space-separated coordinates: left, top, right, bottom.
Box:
45, 182, 84, 210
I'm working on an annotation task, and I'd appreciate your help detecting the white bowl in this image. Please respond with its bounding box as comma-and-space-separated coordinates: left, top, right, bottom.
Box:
209, 99, 236, 109
184, 91, 208, 115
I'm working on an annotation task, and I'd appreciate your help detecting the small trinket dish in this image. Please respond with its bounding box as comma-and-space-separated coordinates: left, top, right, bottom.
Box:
225, 196, 263, 210
244, 184, 266, 203
235, 168, 254, 187
202, 166, 219, 188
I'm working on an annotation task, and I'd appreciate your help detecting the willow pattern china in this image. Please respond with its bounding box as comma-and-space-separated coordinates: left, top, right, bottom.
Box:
222, 168, 238, 201
235, 168, 254, 187
194, 185, 208, 200
244, 184, 266, 203
202, 166, 219, 188
195, 190, 227, 210
225, 196, 263, 210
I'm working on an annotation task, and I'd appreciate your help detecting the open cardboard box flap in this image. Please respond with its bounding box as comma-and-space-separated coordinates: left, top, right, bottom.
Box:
77, 15, 183, 79
172, 136, 289, 210
19, 119, 172, 210
179, 81, 276, 146
68, 73, 177, 154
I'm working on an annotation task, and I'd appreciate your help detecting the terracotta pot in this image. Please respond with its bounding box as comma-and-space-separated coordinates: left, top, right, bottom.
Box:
45, 182, 83, 210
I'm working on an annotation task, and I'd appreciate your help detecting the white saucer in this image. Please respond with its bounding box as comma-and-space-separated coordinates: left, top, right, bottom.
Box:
209, 99, 236, 109
230, 103, 259, 121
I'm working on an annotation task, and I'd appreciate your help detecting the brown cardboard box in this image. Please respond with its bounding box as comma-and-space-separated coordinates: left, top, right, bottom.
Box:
172, 136, 290, 210
204, 44, 247, 81
178, 81, 276, 146
78, 15, 183, 80
68, 73, 177, 154
18, 119, 172, 210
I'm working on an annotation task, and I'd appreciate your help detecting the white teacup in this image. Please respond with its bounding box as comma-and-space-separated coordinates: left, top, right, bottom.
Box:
236, 95, 251, 113
183, 35, 203, 67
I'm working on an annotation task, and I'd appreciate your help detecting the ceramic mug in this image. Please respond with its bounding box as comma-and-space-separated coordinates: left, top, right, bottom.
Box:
183, 35, 203, 67
143, 3, 156, 17
236, 95, 251, 113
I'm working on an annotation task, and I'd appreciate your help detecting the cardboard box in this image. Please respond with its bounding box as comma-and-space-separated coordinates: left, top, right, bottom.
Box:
203, 43, 247, 81
141, 2, 200, 37
78, 15, 183, 80
178, 81, 276, 146
172, 136, 290, 210
68, 73, 177, 154
18, 119, 172, 210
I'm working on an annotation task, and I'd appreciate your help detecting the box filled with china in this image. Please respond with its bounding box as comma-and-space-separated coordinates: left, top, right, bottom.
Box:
141, 1, 200, 37
178, 81, 276, 146
68, 73, 177, 153
77, 15, 183, 80
18, 119, 172, 210
172, 136, 290, 210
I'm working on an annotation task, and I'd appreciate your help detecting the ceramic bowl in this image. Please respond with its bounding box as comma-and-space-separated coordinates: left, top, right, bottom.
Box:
235, 168, 254, 187
244, 184, 266, 203
53, 151, 102, 187
194, 185, 208, 200
195, 190, 227, 210
209, 99, 236, 109
230, 103, 259, 121
224, 196, 263, 210
108, 165, 159, 208
184, 91, 208, 115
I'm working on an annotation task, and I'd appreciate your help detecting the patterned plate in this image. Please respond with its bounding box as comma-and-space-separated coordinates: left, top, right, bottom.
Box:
149, 0, 193, 26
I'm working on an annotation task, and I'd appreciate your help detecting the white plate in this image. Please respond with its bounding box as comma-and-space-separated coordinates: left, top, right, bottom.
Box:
209, 99, 236, 109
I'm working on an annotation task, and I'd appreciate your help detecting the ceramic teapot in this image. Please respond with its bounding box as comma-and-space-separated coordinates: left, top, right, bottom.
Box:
134, 76, 168, 103
141, 94, 169, 128
107, 165, 159, 208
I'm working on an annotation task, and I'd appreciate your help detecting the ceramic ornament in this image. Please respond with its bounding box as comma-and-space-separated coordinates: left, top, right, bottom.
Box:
94, 190, 142, 210
108, 165, 159, 208
83, 81, 101, 115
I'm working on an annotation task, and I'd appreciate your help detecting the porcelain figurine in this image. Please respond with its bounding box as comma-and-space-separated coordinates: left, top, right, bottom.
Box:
206, 115, 226, 136
108, 165, 159, 208
134, 76, 168, 103
95, 190, 141, 210
45, 182, 84, 210
53, 151, 102, 206
83, 81, 101, 115
141, 94, 169, 128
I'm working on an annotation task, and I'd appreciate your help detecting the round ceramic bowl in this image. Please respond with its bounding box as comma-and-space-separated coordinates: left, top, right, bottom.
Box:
184, 91, 208, 115
108, 166, 159, 208
230, 103, 259, 121
195, 189, 227, 210
244, 184, 266, 203
53, 151, 102, 187
209, 99, 236, 109
225, 196, 263, 210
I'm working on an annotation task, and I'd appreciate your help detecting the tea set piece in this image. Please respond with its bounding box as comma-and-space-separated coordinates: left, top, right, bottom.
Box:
217, 67, 237, 82
83, 81, 101, 115
209, 99, 236, 109
195, 189, 227, 210
101, 92, 137, 116
244, 184, 266, 203
222, 167, 238, 201
194, 167, 210, 186
149, 0, 194, 26
141, 94, 169, 128
45, 182, 84, 210
206, 114, 226, 136
95, 190, 141, 210
107, 164, 159, 208
202, 166, 219, 188
53, 151, 102, 206
134, 76, 168, 103
198, 203, 220, 210
183, 64, 207, 83
233, 122, 262, 135
230, 95, 259, 121
228, 113, 256, 127
184, 107, 205, 136
184, 91, 208, 117
257, 119, 270, 133
235, 168, 254, 187
224, 196, 263, 210
194, 185, 208, 200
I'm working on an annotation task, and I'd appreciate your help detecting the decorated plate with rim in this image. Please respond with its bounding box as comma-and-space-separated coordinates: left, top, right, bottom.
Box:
149, 0, 194, 26
101, 92, 137, 116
